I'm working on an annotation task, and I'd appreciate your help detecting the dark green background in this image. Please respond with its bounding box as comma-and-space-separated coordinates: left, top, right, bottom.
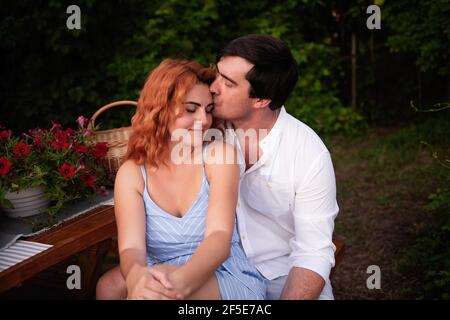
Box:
1, 0, 449, 134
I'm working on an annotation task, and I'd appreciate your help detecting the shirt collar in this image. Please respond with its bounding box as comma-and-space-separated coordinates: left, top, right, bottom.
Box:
224, 106, 287, 167
259, 106, 286, 152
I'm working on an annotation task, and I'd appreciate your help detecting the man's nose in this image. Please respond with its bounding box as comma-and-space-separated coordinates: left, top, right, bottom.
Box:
210, 78, 219, 95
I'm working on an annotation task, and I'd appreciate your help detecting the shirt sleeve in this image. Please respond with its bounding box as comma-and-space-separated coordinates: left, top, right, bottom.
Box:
289, 150, 339, 281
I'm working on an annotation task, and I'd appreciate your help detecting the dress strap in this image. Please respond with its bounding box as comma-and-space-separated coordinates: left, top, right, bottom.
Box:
140, 164, 147, 187
202, 142, 208, 164
201, 143, 209, 185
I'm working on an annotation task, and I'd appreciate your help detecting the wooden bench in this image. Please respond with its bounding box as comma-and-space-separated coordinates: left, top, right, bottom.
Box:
331, 238, 345, 276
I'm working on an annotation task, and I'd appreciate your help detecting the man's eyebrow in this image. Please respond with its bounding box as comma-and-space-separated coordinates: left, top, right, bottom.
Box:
216, 65, 238, 85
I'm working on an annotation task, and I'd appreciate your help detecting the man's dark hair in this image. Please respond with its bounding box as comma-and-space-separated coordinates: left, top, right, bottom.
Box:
217, 34, 298, 110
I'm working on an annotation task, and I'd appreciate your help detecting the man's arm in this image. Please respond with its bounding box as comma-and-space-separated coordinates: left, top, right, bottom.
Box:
280, 267, 324, 299
283, 150, 339, 299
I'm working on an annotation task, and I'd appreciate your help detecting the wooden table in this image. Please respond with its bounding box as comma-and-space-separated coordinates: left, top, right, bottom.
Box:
0, 205, 117, 298
0, 204, 345, 299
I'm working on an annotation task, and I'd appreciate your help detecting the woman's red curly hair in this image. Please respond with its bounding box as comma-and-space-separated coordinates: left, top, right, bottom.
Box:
125, 59, 215, 168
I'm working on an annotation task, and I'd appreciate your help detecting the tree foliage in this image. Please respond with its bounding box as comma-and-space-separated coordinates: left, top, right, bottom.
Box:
0, 0, 448, 136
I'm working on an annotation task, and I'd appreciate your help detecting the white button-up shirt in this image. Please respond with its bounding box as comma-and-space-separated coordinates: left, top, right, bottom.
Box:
227, 107, 339, 285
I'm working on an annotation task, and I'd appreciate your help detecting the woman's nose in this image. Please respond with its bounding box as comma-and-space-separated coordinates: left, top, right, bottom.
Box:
195, 110, 209, 127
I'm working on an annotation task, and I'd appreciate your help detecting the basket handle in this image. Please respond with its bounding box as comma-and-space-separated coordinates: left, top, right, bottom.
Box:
88, 100, 138, 129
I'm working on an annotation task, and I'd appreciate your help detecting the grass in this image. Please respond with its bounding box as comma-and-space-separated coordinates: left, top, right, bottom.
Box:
327, 116, 449, 299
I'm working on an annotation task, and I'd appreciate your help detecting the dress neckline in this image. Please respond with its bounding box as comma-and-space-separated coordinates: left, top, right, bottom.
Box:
142, 165, 207, 219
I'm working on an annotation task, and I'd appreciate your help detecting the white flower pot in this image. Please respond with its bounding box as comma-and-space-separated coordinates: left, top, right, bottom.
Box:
3, 186, 50, 218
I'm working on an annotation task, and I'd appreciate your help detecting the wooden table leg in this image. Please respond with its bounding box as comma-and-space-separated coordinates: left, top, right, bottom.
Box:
73, 238, 112, 299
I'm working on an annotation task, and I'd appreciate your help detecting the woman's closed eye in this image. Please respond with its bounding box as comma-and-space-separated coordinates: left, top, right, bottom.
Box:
185, 104, 214, 114
185, 106, 197, 113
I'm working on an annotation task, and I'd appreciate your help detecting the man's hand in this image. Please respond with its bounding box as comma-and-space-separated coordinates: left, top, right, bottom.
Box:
280, 267, 325, 300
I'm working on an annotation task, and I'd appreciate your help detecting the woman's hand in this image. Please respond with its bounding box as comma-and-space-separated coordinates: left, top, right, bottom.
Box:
149, 264, 190, 298
125, 265, 182, 300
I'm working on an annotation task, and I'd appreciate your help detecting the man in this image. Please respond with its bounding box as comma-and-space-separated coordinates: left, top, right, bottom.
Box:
96, 34, 338, 300
209, 34, 338, 299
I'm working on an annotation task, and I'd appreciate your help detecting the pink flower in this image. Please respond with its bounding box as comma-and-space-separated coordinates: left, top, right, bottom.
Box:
98, 186, 109, 196
76, 116, 89, 128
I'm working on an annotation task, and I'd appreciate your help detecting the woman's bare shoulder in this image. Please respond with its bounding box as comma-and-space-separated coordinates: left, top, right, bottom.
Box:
204, 140, 238, 165
115, 159, 144, 191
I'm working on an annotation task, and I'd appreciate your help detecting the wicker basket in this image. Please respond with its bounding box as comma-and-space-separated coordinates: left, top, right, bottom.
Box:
88, 100, 137, 176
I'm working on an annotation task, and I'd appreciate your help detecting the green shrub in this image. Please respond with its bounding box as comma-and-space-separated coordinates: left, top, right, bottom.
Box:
395, 108, 450, 299
286, 43, 367, 136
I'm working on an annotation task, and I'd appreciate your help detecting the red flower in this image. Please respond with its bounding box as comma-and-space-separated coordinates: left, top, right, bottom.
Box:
73, 143, 87, 153
0, 157, 13, 175
54, 132, 70, 143
32, 135, 45, 152
83, 129, 96, 137
58, 163, 76, 179
29, 128, 44, 136
90, 142, 108, 158
12, 142, 31, 157
0, 130, 10, 139
64, 128, 77, 135
50, 121, 62, 132
81, 174, 96, 188
51, 140, 70, 150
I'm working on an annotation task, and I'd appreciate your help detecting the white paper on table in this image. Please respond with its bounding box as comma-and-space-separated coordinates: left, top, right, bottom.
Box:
0, 240, 53, 272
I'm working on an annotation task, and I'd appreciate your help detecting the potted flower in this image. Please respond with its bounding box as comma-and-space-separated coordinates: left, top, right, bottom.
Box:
0, 116, 113, 219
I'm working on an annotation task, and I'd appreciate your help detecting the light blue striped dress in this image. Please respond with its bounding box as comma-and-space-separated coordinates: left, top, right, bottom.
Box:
140, 148, 266, 300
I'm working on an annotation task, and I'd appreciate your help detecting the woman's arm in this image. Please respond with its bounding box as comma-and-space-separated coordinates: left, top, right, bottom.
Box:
168, 142, 240, 297
115, 160, 179, 299
114, 160, 147, 280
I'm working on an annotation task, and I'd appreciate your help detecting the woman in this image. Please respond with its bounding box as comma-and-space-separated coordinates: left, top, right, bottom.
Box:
97, 59, 266, 300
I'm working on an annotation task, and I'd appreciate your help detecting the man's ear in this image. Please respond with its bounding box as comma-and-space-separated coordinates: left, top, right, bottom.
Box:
253, 98, 271, 109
